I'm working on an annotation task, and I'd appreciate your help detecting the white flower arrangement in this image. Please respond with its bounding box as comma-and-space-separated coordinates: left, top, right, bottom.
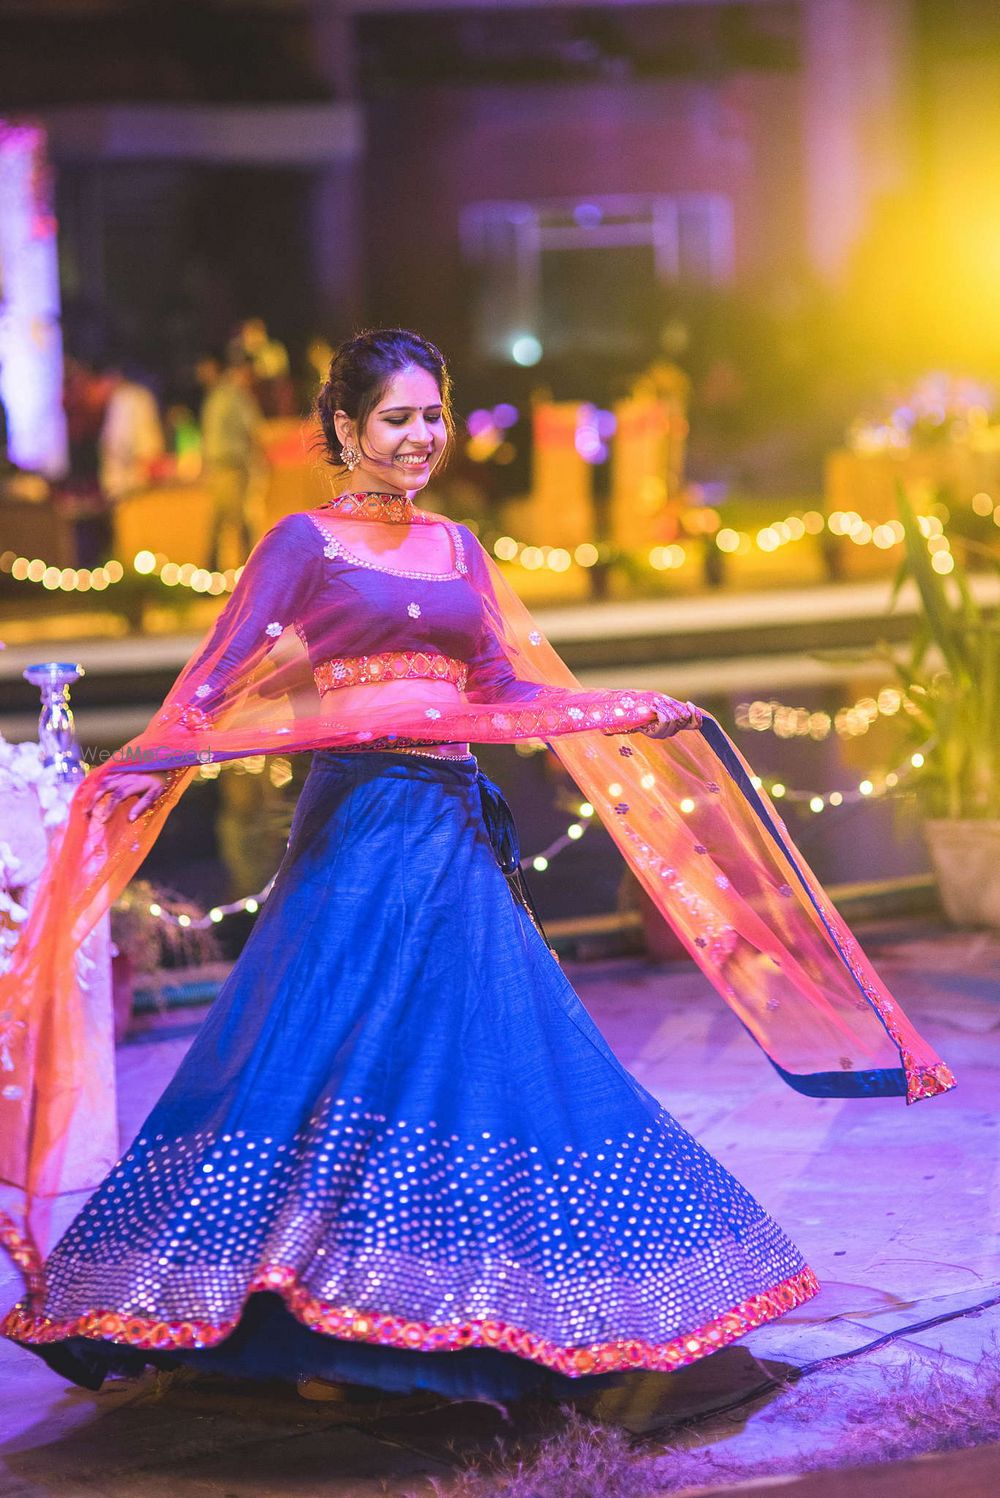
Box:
0, 730, 77, 975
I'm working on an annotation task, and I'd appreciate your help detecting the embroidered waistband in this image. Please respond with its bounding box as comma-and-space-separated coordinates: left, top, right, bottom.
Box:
314, 651, 469, 695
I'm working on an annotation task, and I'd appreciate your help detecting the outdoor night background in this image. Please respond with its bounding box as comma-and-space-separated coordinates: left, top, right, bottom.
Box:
3, 0, 1000, 956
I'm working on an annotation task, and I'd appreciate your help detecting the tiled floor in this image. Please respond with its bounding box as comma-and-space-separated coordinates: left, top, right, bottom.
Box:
1, 922, 997, 1496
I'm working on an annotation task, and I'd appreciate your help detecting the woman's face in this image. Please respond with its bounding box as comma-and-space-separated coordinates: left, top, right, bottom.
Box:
336, 365, 447, 495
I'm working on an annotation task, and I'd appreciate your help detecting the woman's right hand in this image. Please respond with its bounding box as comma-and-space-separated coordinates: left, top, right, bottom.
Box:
644, 696, 703, 739
90, 771, 168, 822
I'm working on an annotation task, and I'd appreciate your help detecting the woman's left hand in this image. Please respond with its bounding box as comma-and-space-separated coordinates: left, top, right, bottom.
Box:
643, 695, 703, 739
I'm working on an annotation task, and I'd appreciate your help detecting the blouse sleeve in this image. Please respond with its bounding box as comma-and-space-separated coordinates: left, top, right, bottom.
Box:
167, 513, 324, 724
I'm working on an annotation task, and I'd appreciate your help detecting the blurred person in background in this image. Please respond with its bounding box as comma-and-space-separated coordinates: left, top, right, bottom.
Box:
196, 352, 263, 571
97, 361, 165, 504
228, 316, 295, 417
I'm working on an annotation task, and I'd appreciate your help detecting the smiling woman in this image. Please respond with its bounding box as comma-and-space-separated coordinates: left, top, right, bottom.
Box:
0, 328, 952, 1409
315, 327, 456, 492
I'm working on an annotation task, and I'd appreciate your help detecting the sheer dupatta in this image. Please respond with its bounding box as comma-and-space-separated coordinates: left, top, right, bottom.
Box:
0, 506, 954, 1298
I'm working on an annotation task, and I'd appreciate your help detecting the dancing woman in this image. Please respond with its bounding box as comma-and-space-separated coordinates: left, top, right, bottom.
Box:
0, 330, 953, 1400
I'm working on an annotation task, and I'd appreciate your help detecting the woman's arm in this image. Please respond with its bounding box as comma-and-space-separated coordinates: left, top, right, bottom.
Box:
164, 513, 323, 727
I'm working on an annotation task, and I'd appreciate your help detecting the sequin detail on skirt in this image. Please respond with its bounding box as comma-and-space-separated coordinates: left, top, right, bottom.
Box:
2, 752, 815, 1393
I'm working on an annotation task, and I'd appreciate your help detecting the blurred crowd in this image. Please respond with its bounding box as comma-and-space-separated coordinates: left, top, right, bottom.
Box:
0, 319, 335, 571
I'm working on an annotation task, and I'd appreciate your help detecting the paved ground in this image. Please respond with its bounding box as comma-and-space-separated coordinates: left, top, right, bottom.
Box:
1, 920, 998, 1496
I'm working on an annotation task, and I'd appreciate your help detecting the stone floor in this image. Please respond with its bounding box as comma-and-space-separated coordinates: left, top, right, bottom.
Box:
1, 920, 998, 1496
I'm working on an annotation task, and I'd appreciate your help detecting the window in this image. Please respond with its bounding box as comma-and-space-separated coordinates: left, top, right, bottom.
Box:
461, 193, 734, 361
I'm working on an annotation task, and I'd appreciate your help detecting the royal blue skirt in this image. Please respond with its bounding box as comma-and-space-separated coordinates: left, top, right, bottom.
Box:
7, 751, 816, 1398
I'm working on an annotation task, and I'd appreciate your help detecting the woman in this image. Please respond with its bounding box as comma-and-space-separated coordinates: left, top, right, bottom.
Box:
1, 330, 952, 1402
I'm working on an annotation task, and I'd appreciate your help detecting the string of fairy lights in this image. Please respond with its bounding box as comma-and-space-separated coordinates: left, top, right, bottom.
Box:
0, 496, 973, 595
11, 489, 983, 931
144, 718, 932, 933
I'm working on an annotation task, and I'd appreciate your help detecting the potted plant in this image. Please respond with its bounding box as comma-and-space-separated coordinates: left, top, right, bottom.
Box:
890, 486, 1000, 925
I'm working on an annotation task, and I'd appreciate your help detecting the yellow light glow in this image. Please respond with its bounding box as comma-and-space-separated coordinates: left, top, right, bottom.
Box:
972, 491, 994, 516
244, 898, 259, 914
931, 551, 955, 574
133, 550, 157, 575
911, 752, 925, 768
579, 802, 595, 817
829, 791, 844, 806
809, 796, 824, 813
209, 908, 223, 923
548, 547, 571, 572
608, 782, 623, 797
105, 560, 125, 583
520, 546, 544, 570
771, 782, 786, 798
494, 535, 518, 562
567, 823, 584, 840
859, 779, 874, 796
574, 542, 599, 567
716, 528, 740, 553
532, 855, 549, 872
679, 797, 696, 813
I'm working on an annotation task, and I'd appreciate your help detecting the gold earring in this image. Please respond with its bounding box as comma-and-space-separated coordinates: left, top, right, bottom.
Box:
341, 442, 360, 472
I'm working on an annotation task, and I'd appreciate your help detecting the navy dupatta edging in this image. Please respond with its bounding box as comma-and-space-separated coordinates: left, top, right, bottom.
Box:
696, 717, 908, 1099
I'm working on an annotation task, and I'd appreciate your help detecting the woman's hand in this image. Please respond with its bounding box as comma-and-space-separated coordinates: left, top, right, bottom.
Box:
643, 695, 703, 739
90, 771, 168, 823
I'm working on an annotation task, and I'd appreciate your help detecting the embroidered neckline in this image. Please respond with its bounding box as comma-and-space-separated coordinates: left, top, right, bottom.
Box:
322, 492, 415, 524
308, 511, 468, 582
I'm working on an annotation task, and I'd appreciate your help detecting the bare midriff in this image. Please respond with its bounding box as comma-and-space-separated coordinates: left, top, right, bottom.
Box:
319, 678, 470, 757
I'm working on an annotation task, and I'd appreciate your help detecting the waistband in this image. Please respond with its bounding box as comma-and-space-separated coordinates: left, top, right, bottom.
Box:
339, 744, 475, 762
314, 651, 469, 695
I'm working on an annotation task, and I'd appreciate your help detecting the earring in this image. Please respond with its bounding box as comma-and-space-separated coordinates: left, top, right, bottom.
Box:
340, 442, 360, 472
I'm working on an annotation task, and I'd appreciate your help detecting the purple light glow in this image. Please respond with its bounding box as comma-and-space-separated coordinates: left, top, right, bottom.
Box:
466, 408, 495, 437
0, 123, 68, 478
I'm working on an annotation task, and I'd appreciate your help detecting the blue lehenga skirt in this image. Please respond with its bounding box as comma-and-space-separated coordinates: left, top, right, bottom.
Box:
6, 751, 817, 1398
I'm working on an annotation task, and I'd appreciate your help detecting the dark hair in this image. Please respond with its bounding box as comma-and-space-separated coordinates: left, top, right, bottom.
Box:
315, 327, 455, 471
